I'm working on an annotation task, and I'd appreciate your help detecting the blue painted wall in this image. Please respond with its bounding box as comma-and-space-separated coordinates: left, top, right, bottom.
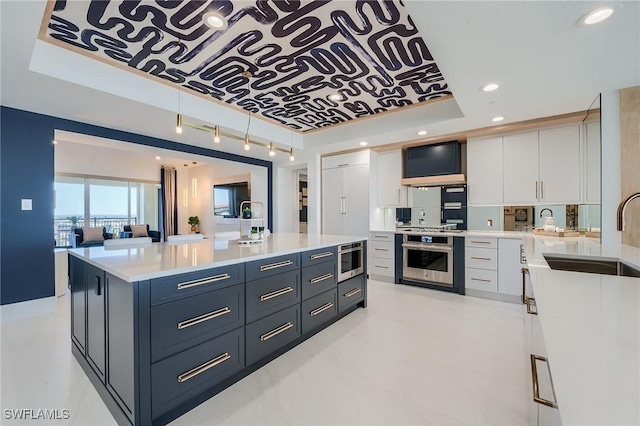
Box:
0, 106, 273, 305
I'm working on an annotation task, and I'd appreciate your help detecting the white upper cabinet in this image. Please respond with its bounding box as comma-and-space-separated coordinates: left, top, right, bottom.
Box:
503, 131, 539, 204
377, 150, 407, 207
500, 125, 581, 205
322, 150, 369, 169
584, 121, 601, 204
538, 125, 581, 204
467, 136, 504, 205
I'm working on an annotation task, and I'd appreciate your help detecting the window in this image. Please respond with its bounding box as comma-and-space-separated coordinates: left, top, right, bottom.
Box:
54, 175, 159, 246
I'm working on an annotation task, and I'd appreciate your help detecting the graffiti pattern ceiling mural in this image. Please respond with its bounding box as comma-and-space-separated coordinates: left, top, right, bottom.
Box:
41, 0, 453, 132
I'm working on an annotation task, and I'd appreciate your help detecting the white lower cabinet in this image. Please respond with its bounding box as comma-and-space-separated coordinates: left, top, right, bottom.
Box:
465, 237, 525, 302
369, 232, 395, 281
524, 271, 562, 426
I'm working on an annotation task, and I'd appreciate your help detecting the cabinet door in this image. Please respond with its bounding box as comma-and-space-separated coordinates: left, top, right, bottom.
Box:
539, 125, 581, 204
322, 167, 346, 235
503, 131, 539, 204
345, 164, 370, 237
584, 121, 601, 204
86, 263, 106, 381
467, 136, 504, 205
377, 150, 406, 207
70, 256, 86, 354
498, 239, 526, 296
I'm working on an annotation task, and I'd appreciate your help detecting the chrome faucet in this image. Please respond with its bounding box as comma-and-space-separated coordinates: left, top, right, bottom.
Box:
617, 192, 640, 231
539, 208, 553, 218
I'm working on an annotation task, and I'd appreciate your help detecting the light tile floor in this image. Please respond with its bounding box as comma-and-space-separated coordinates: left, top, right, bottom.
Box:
1, 280, 530, 425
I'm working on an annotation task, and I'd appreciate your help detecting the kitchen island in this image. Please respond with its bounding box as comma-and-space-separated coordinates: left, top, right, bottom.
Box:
68, 233, 367, 426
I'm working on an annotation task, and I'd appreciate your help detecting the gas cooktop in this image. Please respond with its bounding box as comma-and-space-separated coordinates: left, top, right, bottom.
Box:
397, 225, 464, 233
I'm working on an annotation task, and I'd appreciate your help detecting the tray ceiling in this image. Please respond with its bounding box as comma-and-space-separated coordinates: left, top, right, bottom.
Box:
40, 0, 453, 133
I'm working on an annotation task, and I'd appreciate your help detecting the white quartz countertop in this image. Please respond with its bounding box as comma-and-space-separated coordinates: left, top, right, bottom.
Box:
68, 233, 365, 282
522, 236, 640, 425
371, 228, 534, 239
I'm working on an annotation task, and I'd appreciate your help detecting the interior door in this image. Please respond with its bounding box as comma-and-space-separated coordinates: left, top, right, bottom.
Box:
345, 165, 369, 237
322, 167, 346, 235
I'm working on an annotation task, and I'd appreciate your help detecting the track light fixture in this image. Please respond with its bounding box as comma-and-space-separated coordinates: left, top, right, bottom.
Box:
244, 134, 250, 151
269, 142, 276, 156
289, 148, 295, 162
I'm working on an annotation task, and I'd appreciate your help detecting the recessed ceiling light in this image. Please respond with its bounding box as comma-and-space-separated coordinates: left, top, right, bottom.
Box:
417, 130, 428, 136
482, 83, 500, 92
155, 156, 161, 160
491, 116, 505, 122
203, 12, 227, 30
580, 6, 615, 25
329, 94, 343, 101
359, 141, 368, 146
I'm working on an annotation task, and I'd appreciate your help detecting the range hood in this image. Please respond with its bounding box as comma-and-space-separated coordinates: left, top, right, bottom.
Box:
401, 141, 466, 187
401, 174, 466, 187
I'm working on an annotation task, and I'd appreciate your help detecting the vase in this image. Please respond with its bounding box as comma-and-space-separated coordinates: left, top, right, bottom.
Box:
191, 225, 197, 232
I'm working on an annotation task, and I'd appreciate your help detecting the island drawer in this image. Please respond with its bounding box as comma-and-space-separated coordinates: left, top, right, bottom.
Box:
301, 260, 337, 301
246, 269, 300, 323
151, 328, 245, 418
245, 253, 300, 282
150, 284, 245, 362
301, 289, 338, 335
370, 232, 394, 242
246, 304, 301, 366
150, 264, 244, 306
300, 246, 337, 267
337, 274, 365, 313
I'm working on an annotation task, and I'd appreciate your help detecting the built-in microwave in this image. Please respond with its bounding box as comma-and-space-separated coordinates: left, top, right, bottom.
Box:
338, 242, 364, 282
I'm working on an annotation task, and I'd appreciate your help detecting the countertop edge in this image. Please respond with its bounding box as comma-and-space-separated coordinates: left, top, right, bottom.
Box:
68, 235, 366, 282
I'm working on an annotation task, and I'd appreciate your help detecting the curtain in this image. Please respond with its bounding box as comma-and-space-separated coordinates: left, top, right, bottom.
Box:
161, 167, 178, 239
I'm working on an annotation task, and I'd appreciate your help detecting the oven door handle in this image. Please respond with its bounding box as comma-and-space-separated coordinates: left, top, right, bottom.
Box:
402, 243, 452, 251
339, 247, 363, 255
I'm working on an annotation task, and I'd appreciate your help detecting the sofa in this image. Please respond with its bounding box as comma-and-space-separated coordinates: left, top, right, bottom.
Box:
70, 227, 113, 248
123, 224, 161, 242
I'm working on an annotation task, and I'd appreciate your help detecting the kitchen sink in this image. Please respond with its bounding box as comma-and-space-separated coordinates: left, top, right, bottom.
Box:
543, 255, 640, 278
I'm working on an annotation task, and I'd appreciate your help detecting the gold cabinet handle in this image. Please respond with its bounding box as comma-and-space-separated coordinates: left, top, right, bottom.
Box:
470, 240, 491, 244
177, 273, 230, 290
470, 277, 491, 283
177, 307, 231, 330
541, 181, 544, 200
374, 265, 389, 269
177, 352, 231, 383
310, 273, 333, 284
344, 288, 362, 298
310, 252, 333, 260
374, 248, 389, 251
526, 297, 538, 315
536, 181, 539, 199
260, 260, 293, 271
373, 235, 389, 239
260, 286, 293, 301
530, 354, 558, 408
470, 256, 492, 261
260, 322, 293, 341
521, 267, 530, 304
310, 302, 334, 316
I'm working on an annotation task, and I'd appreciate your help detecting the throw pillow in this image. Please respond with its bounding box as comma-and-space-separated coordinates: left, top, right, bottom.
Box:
130, 225, 149, 238
82, 226, 105, 242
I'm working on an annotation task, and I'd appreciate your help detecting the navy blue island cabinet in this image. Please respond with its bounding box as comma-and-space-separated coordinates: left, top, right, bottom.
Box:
69, 242, 367, 425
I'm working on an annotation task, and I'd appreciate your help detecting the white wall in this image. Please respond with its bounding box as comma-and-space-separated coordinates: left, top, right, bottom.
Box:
187, 162, 268, 237
600, 90, 622, 250
307, 154, 322, 235
55, 140, 161, 182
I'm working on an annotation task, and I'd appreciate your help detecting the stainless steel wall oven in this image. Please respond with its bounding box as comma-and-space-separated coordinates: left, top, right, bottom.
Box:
402, 234, 453, 286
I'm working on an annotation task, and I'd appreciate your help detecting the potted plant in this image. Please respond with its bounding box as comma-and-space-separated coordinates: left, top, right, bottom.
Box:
187, 216, 200, 233
242, 206, 252, 219
67, 216, 80, 228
